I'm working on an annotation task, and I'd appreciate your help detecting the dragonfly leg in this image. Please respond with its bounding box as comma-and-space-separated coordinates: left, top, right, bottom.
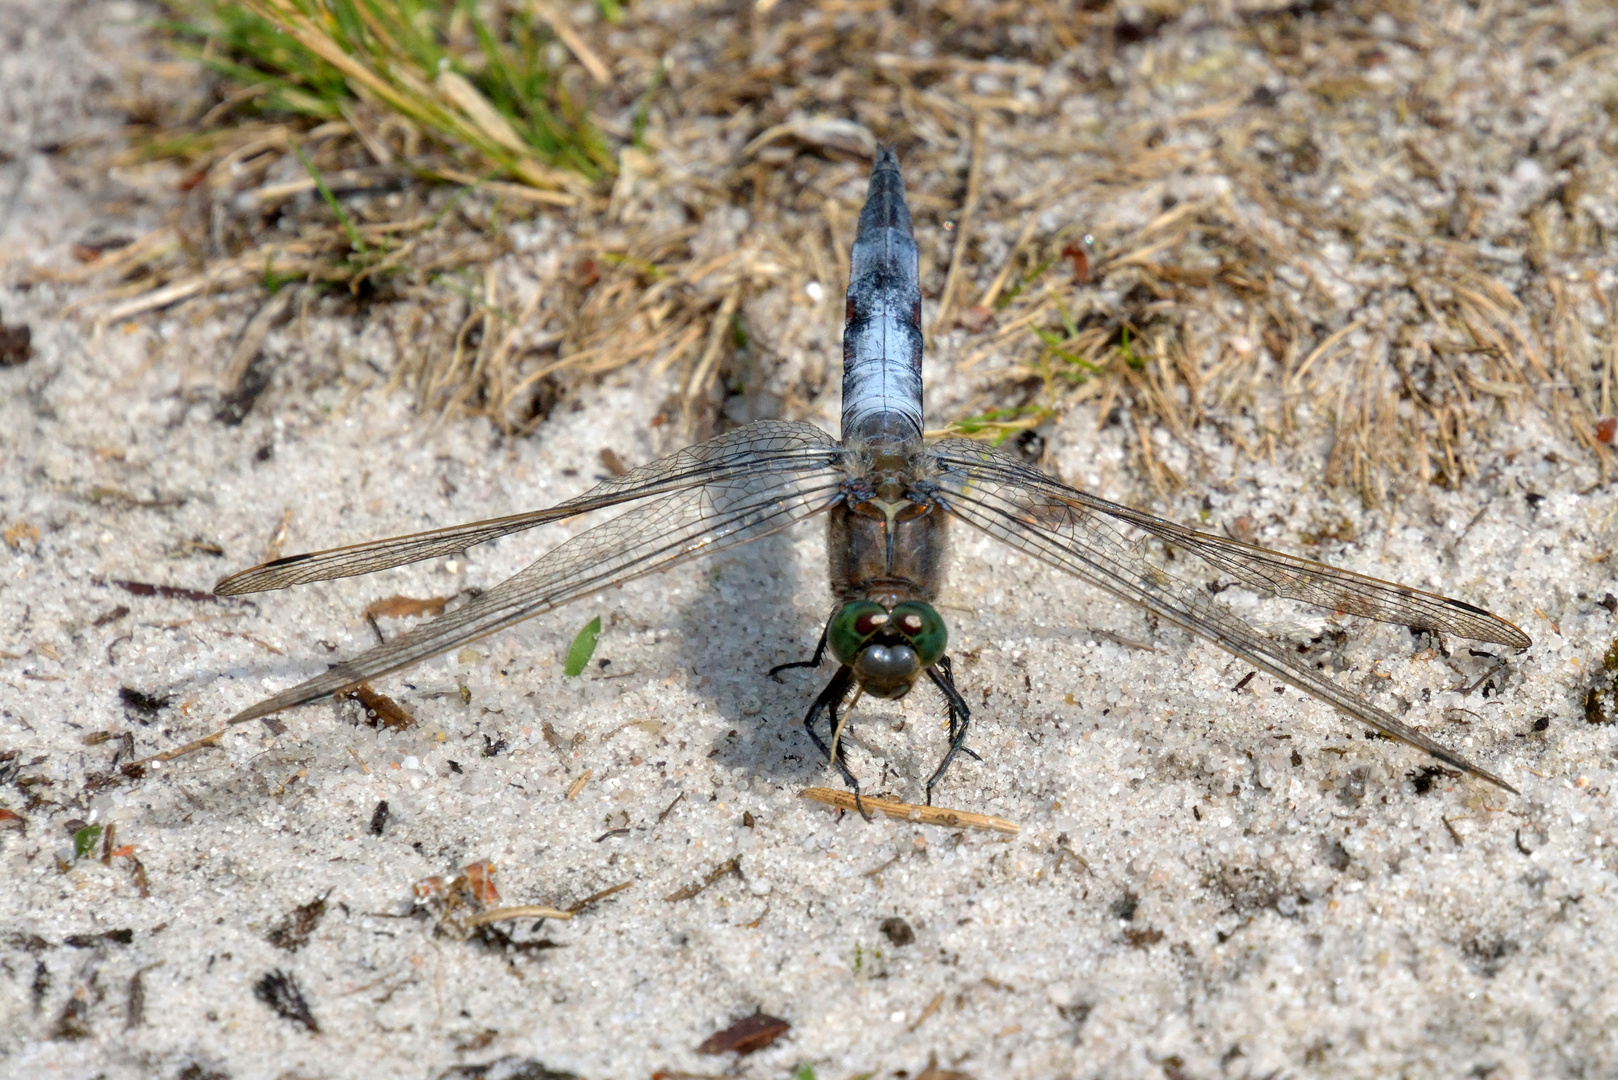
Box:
934, 656, 982, 762
924, 657, 975, 805
769, 618, 831, 681
800, 665, 871, 819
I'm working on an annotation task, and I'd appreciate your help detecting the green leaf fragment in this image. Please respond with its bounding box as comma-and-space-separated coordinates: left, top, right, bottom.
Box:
564, 615, 601, 677
73, 824, 102, 860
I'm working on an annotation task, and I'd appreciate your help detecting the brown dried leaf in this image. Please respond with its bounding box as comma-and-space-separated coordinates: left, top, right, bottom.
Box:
695, 1012, 790, 1055
342, 684, 417, 729
266, 894, 327, 952
364, 595, 449, 619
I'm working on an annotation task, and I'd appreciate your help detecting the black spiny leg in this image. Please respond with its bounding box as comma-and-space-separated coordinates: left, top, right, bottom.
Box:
800, 664, 870, 819
924, 655, 977, 805
935, 656, 982, 763
769, 619, 830, 681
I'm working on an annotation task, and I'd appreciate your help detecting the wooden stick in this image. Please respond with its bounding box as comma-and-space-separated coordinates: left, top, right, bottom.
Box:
463, 904, 574, 927
126, 728, 227, 769
799, 786, 1019, 835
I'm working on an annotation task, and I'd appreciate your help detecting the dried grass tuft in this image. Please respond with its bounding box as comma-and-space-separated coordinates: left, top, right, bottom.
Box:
45, 0, 1617, 492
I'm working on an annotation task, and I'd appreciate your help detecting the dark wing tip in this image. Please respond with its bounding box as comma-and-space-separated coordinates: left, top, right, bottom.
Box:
1443, 597, 1533, 649
873, 144, 900, 171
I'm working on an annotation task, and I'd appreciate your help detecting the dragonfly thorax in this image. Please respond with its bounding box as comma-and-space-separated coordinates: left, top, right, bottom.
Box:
828, 599, 947, 698
827, 469, 949, 608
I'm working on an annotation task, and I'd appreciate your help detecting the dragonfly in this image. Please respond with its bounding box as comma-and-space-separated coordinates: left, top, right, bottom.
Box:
214, 148, 1530, 806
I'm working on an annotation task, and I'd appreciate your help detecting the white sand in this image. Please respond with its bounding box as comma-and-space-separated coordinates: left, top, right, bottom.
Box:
3, 4, 1616, 1079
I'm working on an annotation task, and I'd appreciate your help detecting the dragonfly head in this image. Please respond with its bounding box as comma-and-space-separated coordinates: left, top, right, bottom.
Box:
828, 600, 947, 698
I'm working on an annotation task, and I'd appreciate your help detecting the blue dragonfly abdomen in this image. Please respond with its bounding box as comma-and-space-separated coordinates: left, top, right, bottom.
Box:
841, 147, 924, 448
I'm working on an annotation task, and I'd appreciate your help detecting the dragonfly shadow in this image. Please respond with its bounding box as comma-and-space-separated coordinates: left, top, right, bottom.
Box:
659, 520, 840, 795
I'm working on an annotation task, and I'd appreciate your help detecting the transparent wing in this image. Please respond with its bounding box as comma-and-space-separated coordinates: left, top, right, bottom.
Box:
221, 435, 850, 725
929, 441, 1528, 648
216, 420, 845, 595
927, 439, 1522, 791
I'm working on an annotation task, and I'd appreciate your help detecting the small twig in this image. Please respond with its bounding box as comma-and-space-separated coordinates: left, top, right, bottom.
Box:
530, 0, 612, 84
1442, 815, 1466, 848
1460, 662, 1505, 697
863, 853, 901, 878
1287, 317, 1365, 392
656, 791, 685, 823
462, 904, 574, 927
126, 728, 226, 769
566, 880, 633, 913
799, 787, 1019, 835
974, 211, 1041, 311
128, 855, 150, 898
931, 114, 987, 339
683, 283, 743, 419
1089, 629, 1157, 653
1442, 502, 1492, 564
664, 857, 741, 902
908, 990, 946, 1033
565, 769, 593, 801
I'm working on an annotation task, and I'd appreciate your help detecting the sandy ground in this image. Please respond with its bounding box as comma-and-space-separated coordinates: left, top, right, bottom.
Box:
4, 3, 1618, 1080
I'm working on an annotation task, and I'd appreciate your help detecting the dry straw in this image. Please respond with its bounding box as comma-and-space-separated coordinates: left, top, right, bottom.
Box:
46, 0, 1615, 493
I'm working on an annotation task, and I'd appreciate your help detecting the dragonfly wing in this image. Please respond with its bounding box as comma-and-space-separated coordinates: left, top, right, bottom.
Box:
927, 440, 1517, 791
222, 451, 850, 725
216, 419, 844, 595
928, 440, 1528, 648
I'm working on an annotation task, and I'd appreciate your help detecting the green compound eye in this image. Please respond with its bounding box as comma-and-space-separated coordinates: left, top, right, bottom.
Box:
828, 600, 890, 666
888, 601, 947, 667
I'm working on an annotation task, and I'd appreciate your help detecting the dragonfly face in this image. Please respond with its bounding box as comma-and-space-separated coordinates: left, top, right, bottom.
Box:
827, 599, 948, 699
209, 146, 1529, 812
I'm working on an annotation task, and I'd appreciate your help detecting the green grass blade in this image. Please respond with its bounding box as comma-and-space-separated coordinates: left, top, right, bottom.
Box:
157, 0, 610, 185
292, 142, 368, 253
564, 615, 601, 677
632, 59, 664, 149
